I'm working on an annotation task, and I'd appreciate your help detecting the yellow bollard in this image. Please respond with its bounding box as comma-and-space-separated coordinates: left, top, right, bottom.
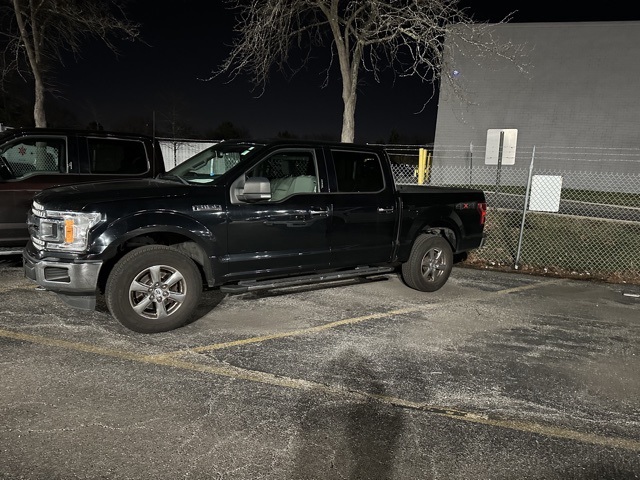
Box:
418, 148, 426, 185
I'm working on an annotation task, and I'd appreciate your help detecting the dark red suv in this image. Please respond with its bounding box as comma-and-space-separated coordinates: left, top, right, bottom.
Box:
0, 128, 165, 254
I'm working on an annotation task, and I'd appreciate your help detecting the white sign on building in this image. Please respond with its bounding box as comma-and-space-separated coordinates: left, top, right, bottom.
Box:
485, 129, 518, 165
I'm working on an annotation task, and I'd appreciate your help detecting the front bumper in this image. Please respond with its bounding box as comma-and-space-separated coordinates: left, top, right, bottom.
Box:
23, 248, 103, 310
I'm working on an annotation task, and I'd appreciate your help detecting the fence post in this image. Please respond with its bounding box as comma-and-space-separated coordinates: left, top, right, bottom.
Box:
468, 142, 473, 186
515, 146, 536, 269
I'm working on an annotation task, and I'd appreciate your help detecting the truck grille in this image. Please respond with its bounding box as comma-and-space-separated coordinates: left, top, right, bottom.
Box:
32, 236, 45, 249
32, 200, 46, 218
28, 201, 49, 250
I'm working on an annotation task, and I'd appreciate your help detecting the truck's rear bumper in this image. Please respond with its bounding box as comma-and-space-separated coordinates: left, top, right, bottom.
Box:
23, 249, 102, 310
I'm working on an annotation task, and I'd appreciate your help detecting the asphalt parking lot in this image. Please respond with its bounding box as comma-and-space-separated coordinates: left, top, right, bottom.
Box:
1, 257, 639, 480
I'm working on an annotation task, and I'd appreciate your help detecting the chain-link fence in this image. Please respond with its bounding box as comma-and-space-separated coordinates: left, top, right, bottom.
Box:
390, 145, 640, 284
157, 138, 220, 170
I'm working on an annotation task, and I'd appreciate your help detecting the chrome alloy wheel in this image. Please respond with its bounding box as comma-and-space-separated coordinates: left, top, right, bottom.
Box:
128, 264, 187, 320
420, 247, 447, 283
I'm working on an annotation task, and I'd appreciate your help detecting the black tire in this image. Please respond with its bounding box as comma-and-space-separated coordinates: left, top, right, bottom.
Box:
401, 234, 453, 292
105, 245, 202, 333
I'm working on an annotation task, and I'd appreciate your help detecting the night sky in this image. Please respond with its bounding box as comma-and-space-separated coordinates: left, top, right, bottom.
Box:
52, 1, 640, 143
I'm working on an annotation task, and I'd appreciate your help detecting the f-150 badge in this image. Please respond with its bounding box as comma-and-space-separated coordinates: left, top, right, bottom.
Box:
192, 204, 222, 212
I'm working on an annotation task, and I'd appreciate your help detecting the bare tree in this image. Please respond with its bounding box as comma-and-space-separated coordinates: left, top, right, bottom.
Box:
212, 0, 526, 143
0, 0, 140, 127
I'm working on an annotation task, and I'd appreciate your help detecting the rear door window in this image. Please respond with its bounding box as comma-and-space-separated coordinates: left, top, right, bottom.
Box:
330, 150, 384, 192
87, 138, 148, 174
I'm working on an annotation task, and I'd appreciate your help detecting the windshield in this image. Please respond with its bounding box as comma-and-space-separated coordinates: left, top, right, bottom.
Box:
164, 141, 265, 184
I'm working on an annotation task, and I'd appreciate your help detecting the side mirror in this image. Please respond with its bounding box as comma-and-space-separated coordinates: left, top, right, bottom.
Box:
239, 176, 271, 201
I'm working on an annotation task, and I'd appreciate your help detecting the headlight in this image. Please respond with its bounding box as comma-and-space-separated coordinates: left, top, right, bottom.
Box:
38, 210, 103, 252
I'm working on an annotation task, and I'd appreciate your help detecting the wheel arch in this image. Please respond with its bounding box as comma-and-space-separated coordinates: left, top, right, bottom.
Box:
93, 216, 217, 293
398, 211, 463, 261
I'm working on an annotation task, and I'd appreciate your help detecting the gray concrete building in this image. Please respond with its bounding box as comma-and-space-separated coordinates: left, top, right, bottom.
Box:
433, 21, 640, 183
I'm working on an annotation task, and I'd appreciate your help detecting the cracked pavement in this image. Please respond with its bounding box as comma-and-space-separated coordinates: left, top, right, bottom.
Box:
1, 258, 639, 479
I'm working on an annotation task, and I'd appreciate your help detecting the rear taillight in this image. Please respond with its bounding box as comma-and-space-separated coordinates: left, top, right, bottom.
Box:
478, 202, 487, 225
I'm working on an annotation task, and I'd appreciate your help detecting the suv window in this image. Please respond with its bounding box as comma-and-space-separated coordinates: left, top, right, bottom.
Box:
330, 150, 384, 192
0, 137, 67, 178
87, 138, 148, 174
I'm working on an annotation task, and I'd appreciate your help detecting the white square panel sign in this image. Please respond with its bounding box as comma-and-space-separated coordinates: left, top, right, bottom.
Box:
529, 175, 563, 212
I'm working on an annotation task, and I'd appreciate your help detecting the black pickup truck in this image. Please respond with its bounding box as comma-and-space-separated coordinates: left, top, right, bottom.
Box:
0, 127, 166, 254
24, 139, 486, 333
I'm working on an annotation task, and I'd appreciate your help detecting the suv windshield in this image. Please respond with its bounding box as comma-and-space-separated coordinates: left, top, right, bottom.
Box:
164, 141, 265, 184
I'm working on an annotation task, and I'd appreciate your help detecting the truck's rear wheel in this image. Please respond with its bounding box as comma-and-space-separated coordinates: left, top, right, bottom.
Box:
401, 234, 453, 292
105, 245, 202, 333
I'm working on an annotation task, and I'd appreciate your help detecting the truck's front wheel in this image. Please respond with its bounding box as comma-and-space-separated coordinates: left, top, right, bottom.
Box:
401, 234, 453, 292
105, 245, 202, 333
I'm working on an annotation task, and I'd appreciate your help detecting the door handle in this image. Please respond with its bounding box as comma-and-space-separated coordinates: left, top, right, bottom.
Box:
309, 209, 329, 217
377, 207, 394, 214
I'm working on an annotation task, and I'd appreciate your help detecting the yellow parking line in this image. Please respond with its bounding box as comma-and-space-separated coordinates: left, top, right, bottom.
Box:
461, 415, 640, 452
491, 278, 566, 295
146, 306, 424, 360
1, 326, 639, 452
0, 328, 144, 361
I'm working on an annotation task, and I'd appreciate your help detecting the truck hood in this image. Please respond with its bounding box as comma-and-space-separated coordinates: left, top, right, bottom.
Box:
32, 178, 197, 211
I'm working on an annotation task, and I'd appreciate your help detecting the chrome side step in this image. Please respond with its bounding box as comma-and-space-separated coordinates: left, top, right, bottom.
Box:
219, 266, 395, 294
